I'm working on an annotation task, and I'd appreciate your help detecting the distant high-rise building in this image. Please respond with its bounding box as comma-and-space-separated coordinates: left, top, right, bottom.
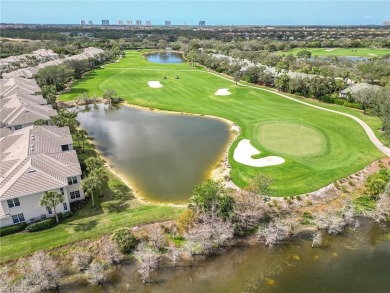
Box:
165, 20, 171, 26
118, 20, 123, 25
126, 20, 132, 25
146, 21, 151, 26
199, 20, 206, 26
88, 20, 93, 25
101, 19, 110, 25
383, 21, 390, 26
80, 20, 86, 26
136, 20, 142, 25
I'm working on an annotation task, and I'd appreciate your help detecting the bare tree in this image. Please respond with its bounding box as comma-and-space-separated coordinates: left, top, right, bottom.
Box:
185, 214, 234, 255
257, 218, 293, 248
85, 261, 107, 285
21, 251, 61, 291
167, 246, 181, 268
72, 251, 92, 271
133, 243, 160, 283
234, 191, 268, 231
101, 240, 124, 265
311, 230, 323, 248
368, 193, 390, 223
149, 226, 167, 251
314, 209, 346, 235
342, 199, 356, 225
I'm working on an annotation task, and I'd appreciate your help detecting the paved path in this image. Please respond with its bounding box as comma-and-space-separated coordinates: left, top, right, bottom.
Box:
207, 71, 390, 157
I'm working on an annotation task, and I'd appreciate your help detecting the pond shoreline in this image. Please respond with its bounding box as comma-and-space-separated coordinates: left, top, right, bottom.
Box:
66, 101, 238, 205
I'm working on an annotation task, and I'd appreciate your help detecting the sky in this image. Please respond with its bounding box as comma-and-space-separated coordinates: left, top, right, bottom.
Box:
1, 0, 390, 26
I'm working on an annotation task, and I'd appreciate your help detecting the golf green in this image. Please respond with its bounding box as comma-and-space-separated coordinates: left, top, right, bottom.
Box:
256, 122, 326, 157
60, 51, 383, 196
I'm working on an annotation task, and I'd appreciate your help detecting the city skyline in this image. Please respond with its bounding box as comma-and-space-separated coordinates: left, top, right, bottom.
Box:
1, 1, 390, 26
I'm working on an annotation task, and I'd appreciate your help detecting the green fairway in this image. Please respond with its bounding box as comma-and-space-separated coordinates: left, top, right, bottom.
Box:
279, 47, 390, 57
60, 51, 383, 196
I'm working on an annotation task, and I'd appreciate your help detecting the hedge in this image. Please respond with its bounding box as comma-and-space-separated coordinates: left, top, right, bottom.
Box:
26, 218, 55, 232
59, 211, 74, 219
0, 223, 28, 237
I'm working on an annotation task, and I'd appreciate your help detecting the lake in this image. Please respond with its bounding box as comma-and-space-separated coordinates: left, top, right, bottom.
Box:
76, 104, 230, 203
59, 219, 390, 292
145, 51, 185, 63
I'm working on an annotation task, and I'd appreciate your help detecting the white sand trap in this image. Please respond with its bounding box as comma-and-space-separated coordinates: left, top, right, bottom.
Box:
231, 124, 240, 132
147, 81, 163, 88
324, 48, 336, 52
214, 88, 231, 96
233, 139, 285, 167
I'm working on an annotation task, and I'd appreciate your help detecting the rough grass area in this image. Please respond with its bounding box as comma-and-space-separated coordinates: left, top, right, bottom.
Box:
0, 135, 183, 263
279, 47, 390, 57
59, 50, 382, 196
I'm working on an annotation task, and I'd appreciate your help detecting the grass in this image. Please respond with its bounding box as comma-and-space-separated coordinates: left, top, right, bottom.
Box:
256, 122, 326, 157
278, 47, 390, 57
0, 132, 183, 263
59, 50, 383, 197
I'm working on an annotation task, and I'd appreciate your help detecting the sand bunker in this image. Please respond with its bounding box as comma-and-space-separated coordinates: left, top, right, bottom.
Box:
324, 48, 336, 52
231, 124, 240, 132
233, 139, 285, 167
214, 88, 231, 96
147, 81, 163, 88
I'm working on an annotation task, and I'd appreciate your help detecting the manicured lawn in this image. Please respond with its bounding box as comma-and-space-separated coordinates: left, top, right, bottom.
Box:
0, 133, 183, 263
278, 47, 390, 57
60, 50, 383, 197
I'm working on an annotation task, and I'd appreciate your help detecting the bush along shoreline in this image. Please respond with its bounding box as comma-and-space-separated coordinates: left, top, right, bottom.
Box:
1, 158, 389, 291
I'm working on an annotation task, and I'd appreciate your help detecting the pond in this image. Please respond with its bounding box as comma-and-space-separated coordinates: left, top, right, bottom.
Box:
59, 219, 390, 293
76, 104, 230, 203
145, 51, 185, 63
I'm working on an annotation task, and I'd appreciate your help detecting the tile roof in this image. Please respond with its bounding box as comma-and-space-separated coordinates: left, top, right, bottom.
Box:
0, 126, 82, 200
340, 83, 382, 95
0, 95, 56, 127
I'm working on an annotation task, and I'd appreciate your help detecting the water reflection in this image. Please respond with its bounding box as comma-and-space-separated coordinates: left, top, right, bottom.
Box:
146, 52, 185, 63
60, 220, 390, 293
76, 104, 230, 203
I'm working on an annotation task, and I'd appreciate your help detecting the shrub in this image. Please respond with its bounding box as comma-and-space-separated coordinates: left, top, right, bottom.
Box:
111, 228, 137, 254
177, 209, 196, 232
59, 211, 74, 219
365, 169, 390, 197
26, 218, 55, 232
302, 211, 314, 219
0, 223, 27, 237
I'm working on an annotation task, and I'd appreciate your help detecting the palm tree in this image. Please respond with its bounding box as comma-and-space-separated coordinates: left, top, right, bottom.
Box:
81, 174, 99, 208
93, 167, 109, 197
40, 191, 65, 223
77, 129, 88, 150
85, 157, 103, 172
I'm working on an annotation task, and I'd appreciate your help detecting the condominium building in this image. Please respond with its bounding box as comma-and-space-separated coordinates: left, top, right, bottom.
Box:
0, 126, 85, 228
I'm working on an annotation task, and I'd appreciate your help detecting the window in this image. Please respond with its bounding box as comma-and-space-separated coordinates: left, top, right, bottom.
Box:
60, 188, 64, 195
47, 207, 52, 214
63, 202, 68, 211
7, 198, 20, 208
12, 213, 25, 224
61, 144, 69, 151
14, 125, 22, 130
70, 190, 81, 199
67, 176, 78, 185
